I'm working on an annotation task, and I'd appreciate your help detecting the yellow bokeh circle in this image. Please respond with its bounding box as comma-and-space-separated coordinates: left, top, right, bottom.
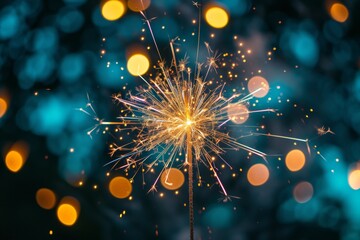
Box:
101, 0, 126, 21
57, 203, 78, 226
205, 6, 229, 29
127, 54, 150, 76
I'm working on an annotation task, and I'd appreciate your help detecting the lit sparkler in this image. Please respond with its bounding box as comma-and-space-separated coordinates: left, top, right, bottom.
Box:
80, 6, 310, 240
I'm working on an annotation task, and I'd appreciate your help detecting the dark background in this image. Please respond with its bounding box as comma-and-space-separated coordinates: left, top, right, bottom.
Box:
1, 0, 360, 239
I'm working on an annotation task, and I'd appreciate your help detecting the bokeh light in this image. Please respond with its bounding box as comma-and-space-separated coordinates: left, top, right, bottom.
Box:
330, 3, 349, 23
57, 9, 84, 33
160, 168, 185, 190
5, 150, 24, 173
285, 149, 306, 172
57, 204, 78, 226
247, 76, 269, 98
0, 97, 7, 118
101, 0, 126, 21
59, 54, 85, 83
18, 52, 55, 89
247, 163, 269, 186
57, 197, 80, 226
227, 103, 249, 124
127, 53, 150, 76
203, 205, 232, 228
109, 176, 132, 199
0, 6, 20, 40
36, 188, 56, 210
204, 6, 229, 29
293, 181, 313, 203
128, 0, 151, 12
348, 169, 360, 190
280, 29, 319, 67
4, 142, 29, 173
5, 141, 29, 173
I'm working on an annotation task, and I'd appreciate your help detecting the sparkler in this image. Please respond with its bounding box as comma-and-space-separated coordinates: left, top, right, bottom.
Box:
80, 5, 311, 240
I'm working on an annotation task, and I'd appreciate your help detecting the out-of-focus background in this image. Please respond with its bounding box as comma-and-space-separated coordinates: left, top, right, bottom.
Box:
1, 0, 360, 239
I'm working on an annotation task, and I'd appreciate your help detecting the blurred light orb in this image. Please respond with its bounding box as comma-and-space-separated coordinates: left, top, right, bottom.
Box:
57, 9, 84, 33
127, 54, 150, 76
101, 0, 125, 21
0, 97, 7, 117
160, 168, 185, 190
227, 103, 249, 124
57, 203, 78, 226
59, 54, 85, 83
109, 176, 132, 199
205, 6, 229, 29
19, 53, 55, 88
36, 188, 56, 210
293, 181, 313, 203
128, 0, 151, 12
330, 3, 349, 23
289, 31, 318, 67
0, 7, 20, 40
28, 95, 70, 136
31, 27, 58, 52
203, 205, 232, 228
247, 76, 269, 98
5, 150, 24, 173
247, 163, 269, 186
348, 169, 360, 190
285, 149, 306, 172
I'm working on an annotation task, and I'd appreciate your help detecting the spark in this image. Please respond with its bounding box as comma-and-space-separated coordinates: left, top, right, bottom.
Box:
316, 126, 335, 136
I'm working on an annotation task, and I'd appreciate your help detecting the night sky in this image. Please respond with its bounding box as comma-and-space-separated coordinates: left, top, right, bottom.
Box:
1, 0, 360, 239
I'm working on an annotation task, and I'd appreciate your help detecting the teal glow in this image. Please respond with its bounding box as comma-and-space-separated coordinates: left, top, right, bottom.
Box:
203, 205, 232, 228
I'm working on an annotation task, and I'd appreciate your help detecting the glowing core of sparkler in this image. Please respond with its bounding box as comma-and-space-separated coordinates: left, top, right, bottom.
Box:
186, 119, 193, 126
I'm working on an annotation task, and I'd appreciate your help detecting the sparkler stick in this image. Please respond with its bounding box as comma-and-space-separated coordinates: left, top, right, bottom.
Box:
185, 83, 195, 240
187, 129, 194, 240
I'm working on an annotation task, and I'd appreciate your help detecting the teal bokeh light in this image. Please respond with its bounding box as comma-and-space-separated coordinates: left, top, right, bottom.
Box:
59, 53, 86, 83
0, 6, 21, 40
203, 205, 233, 228
289, 31, 319, 67
57, 8, 84, 33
